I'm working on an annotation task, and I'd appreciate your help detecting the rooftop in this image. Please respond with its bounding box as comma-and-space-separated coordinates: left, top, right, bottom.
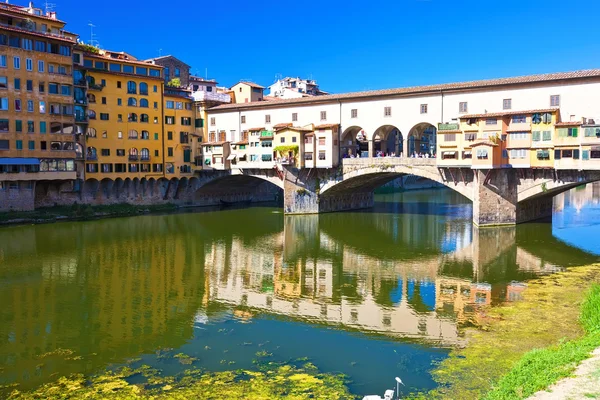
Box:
210, 69, 600, 112
232, 81, 265, 89
460, 108, 558, 119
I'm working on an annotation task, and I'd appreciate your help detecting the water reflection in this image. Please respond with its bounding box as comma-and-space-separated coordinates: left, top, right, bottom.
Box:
0, 188, 599, 396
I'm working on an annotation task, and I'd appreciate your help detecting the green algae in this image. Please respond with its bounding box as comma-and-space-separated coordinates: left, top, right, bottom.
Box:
8, 362, 355, 399
410, 265, 600, 399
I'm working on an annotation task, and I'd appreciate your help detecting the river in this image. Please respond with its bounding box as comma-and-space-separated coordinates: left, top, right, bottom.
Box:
1, 185, 599, 398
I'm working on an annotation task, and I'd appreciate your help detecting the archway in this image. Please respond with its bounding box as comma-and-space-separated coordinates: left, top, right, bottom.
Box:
194, 175, 283, 204
407, 123, 437, 157
373, 125, 403, 157
340, 126, 368, 158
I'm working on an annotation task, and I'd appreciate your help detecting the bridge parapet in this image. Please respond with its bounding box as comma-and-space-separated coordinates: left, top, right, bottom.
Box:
342, 157, 436, 174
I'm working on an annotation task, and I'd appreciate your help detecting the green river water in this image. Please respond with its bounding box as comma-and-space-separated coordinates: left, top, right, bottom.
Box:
1, 186, 599, 398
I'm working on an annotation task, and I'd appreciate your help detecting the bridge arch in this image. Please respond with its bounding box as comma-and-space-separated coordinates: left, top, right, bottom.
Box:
341, 126, 368, 157
406, 122, 437, 157
194, 172, 284, 202
518, 170, 600, 203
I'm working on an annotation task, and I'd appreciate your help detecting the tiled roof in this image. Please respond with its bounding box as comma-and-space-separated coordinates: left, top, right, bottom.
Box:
273, 123, 293, 129
314, 124, 339, 129
210, 70, 600, 112
232, 140, 249, 145
248, 127, 265, 131
506, 127, 532, 132
0, 3, 66, 23
460, 108, 557, 119
202, 141, 228, 146
277, 126, 313, 132
233, 81, 265, 89
0, 23, 76, 43
555, 121, 582, 126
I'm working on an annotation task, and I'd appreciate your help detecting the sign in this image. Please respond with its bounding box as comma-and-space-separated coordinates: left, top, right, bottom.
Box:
438, 123, 459, 131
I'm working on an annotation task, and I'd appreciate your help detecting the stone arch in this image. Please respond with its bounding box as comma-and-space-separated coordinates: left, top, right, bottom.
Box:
100, 178, 113, 199
372, 125, 404, 157
320, 163, 474, 202
340, 126, 368, 158
406, 122, 437, 157
518, 170, 600, 203
194, 175, 283, 203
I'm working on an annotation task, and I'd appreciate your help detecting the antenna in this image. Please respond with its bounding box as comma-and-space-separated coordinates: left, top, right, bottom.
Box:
88, 22, 99, 47
44, 0, 56, 14
158, 48, 162, 57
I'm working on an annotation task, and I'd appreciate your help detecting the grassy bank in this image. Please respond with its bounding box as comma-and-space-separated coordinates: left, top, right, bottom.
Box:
0, 203, 178, 225
484, 284, 600, 399
410, 265, 600, 399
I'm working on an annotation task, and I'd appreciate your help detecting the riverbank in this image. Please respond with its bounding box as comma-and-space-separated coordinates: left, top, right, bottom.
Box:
0, 203, 179, 226
411, 266, 600, 399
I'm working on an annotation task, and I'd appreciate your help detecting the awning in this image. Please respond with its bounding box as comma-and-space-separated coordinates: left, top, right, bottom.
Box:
0, 158, 39, 165
226, 154, 237, 161
463, 151, 472, 155
443, 151, 457, 155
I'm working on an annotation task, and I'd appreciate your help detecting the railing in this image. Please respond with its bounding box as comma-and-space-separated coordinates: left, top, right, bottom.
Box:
129, 155, 139, 161
86, 154, 97, 160
192, 91, 231, 103
88, 84, 104, 91
140, 156, 150, 161
342, 157, 436, 167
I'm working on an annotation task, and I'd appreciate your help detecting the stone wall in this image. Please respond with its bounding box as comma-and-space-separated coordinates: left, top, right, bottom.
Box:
473, 169, 518, 226
0, 185, 35, 212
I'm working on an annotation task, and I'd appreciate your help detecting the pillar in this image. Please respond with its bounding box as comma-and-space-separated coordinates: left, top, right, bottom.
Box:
472, 169, 518, 226
368, 139, 374, 158
395, 132, 400, 155
402, 136, 409, 157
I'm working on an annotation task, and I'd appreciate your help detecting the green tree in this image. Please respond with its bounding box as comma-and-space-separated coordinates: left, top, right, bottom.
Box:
167, 78, 181, 87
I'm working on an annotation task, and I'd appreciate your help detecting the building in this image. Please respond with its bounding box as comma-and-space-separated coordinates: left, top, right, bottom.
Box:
81, 48, 165, 179
189, 76, 217, 93
146, 55, 191, 87
230, 81, 264, 103
0, 1, 78, 210
163, 86, 195, 177
267, 77, 327, 99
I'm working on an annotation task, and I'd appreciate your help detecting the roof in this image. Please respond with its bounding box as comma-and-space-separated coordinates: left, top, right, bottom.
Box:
0, 3, 66, 23
202, 141, 228, 146
84, 52, 165, 69
232, 140, 249, 145
0, 23, 76, 43
460, 108, 557, 119
247, 127, 265, 132
555, 121, 582, 126
470, 141, 499, 147
277, 126, 313, 133
232, 81, 265, 89
209, 70, 600, 112
190, 76, 218, 84
314, 124, 339, 130
145, 55, 191, 68
273, 123, 293, 129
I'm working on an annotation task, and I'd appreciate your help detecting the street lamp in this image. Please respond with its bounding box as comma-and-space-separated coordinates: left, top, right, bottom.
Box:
395, 377, 404, 400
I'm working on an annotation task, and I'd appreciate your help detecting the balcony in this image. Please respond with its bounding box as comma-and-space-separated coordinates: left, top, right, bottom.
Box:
75, 115, 88, 123
129, 155, 140, 161
140, 156, 150, 162
88, 84, 104, 91
86, 154, 97, 161
74, 79, 87, 86
192, 91, 231, 103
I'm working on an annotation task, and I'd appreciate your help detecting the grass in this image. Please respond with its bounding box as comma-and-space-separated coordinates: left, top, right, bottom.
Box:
0, 203, 178, 223
484, 284, 600, 399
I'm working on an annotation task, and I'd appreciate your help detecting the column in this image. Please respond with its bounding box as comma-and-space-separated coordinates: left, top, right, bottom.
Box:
368, 139, 374, 158
472, 169, 518, 226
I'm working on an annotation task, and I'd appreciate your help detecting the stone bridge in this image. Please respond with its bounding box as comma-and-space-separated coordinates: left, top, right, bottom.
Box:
281, 158, 600, 226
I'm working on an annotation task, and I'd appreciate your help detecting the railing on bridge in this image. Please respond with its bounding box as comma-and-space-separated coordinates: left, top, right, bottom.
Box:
342, 157, 436, 167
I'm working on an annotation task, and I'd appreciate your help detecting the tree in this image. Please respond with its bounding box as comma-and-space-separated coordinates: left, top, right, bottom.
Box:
167, 78, 181, 87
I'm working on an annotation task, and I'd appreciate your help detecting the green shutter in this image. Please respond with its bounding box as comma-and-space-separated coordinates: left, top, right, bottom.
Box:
16, 140, 22, 149
532, 131, 541, 141
583, 150, 590, 160
572, 128, 578, 137
15, 120, 22, 132
40, 121, 46, 133
154, 133, 158, 140
183, 149, 191, 163
574, 149, 580, 159
28, 140, 34, 150
194, 118, 204, 128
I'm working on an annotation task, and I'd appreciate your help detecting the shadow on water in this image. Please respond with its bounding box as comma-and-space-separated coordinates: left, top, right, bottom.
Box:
1, 187, 600, 397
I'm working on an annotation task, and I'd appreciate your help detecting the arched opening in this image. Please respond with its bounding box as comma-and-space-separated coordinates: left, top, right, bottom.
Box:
139, 82, 148, 95
140, 148, 150, 161
372, 125, 403, 157
194, 175, 283, 204
129, 148, 139, 161
128, 113, 137, 122
140, 99, 149, 108
340, 126, 368, 158
128, 129, 138, 139
127, 81, 137, 94
127, 97, 137, 107
140, 114, 149, 123
407, 122, 437, 157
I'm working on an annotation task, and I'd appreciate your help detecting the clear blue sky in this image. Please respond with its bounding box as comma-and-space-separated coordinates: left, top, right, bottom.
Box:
54, 0, 600, 93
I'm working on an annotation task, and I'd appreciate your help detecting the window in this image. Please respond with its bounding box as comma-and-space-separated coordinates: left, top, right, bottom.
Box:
101, 149, 110, 156
13, 56, 20, 69
444, 133, 456, 142
459, 102, 467, 113
38, 83, 44, 93
0, 77, 5, 89
167, 131, 173, 140
265, 114, 271, 123
536, 150, 550, 160
476, 149, 488, 159
320, 111, 327, 121
318, 137, 326, 146
14, 99, 21, 111
543, 130, 552, 141
26, 58, 32, 71
140, 114, 149, 123
27, 120, 34, 133
510, 132, 528, 140
241, 115, 246, 124
128, 129, 138, 139
181, 117, 191, 126
558, 128, 578, 137
117, 81, 122, 88
128, 97, 137, 107
100, 113, 109, 120
101, 96, 107, 105
49, 83, 58, 94
261, 140, 272, 148
351, 109, 357, 118
61, 85, 71, 96
26, 80, 33, 91
168, 147, 173, 157
0, 139, 8, 150
210, 117, 215, 126
128, 113, 137, 122
384, 106, 391, 117
550, 95, 560, 107
14, 78, 20, 90
280, 137, 286, 143
532, 131, 541, 141
0, 55, 5, 67
562, 149, 573, 158
176, 101, 183, 110
165, 116, 175, 125
318, 151, 326, 160
139, 82, 148, 95
0, 98, 7, 111
511, 115, 526, 123
127, 81, 136, 94
304, 152, 313, 160
509, 149, 527, 159
585, 127, 600, 138
16, 140, 23, 150
37, 60, 44, 72
140, 99, 148, 108
40, 121, 46, 133
261, 154, 272, 162
28, 140, 35, 150
27, 100, 33, 112
289, 112, 297, 122
503, 99, 512, 110
485, 119, 497, 125
420, 104, 428, 114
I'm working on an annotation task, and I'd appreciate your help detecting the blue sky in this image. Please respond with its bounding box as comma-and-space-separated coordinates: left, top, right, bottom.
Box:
54, 0, 600, 93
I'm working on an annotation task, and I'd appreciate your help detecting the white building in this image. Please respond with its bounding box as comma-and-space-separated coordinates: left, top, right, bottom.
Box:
267, 77, 327, 99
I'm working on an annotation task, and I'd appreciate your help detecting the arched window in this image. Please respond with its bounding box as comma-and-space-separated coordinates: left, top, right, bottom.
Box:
62, 142, 74, 151
128, 97, 137, 107
166, 163, 174, 174
141, 130, 149, 140
129, 147, 138, 160
139, 98, 149, 108
87, 146, 97, 159
140, 114, 149, 123
128, 113, 137, 122
50, 141, 62, 151
128, 129, 138, 139
127, 81, 137, 94
86, 75, 96, 86
87, 93, 96, 103
88, 110, 96, 120
86, 127, 96, 137
139, 82, 148, 95
140, 148, 149, 160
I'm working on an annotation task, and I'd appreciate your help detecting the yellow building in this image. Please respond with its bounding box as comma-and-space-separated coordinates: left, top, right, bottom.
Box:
0, 2, 78, 210
163, 87, 195, 177
82, 49, 164, 180
230, 81, 264, 103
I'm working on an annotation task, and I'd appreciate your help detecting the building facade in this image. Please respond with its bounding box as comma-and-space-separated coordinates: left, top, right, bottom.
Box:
0, 2, 78, 210
146, 55, 191, 87
267, 77, 327, 99
230, 81, 264, 103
